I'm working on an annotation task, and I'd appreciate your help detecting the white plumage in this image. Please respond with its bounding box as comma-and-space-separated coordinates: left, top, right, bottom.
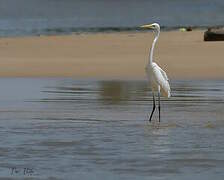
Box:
141, 23, 171, 122
146, 62, 171, 98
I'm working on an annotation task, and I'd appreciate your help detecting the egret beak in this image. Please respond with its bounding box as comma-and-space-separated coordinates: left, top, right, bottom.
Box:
140, 24, 153, 29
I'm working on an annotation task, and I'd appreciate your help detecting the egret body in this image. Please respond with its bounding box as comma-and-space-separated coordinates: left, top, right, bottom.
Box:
141, 23, 171, 122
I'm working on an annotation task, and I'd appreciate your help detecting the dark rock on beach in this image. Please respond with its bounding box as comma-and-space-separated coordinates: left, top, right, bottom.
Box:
186, 27, 192, 31
204, 28, 224, 41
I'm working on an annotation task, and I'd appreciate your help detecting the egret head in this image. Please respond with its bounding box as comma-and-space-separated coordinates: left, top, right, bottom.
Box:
140, 23, 160, 32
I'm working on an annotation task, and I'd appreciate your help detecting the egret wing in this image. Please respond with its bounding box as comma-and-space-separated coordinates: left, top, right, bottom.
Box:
152, 64, 171, 98
158, 66, 169, 81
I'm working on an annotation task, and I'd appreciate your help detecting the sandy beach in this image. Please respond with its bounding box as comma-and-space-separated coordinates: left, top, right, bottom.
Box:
0, 30, 223, 79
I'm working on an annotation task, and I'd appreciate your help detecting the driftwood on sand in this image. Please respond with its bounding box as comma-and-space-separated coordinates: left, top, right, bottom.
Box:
204, 28, 224, 41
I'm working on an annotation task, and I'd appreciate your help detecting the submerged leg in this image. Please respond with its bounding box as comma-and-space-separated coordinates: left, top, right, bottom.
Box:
158, 86, 161, 122
149, 92, 156, 122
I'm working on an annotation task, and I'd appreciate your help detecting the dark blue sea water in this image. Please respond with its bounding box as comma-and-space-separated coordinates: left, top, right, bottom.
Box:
0, 0, 224, 36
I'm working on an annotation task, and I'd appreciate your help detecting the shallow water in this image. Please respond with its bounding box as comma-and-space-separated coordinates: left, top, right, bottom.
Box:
0, 78, 224, 179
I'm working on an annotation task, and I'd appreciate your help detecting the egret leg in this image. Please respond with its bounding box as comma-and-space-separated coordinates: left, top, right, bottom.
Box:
149, 93, 156, 122
158, 87, 161, 122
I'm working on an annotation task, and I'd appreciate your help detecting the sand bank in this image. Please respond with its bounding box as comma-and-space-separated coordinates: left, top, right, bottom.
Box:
0, 31, 223, 79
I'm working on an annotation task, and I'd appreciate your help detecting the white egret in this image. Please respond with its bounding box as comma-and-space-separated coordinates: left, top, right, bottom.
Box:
140, 23, 171, 122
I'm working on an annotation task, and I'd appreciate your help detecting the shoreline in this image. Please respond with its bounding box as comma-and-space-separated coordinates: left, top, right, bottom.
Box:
0, 25, 222, 38
0, 30, 224, 79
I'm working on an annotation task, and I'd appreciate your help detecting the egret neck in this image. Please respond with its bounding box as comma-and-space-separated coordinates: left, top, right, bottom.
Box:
149, 29, 160, 66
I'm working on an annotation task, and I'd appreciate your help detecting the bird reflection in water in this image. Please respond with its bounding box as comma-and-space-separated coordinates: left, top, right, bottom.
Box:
98, 81, 149, 104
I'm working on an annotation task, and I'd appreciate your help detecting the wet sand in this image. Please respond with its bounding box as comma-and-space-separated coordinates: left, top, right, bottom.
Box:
0, 31, 224, 79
